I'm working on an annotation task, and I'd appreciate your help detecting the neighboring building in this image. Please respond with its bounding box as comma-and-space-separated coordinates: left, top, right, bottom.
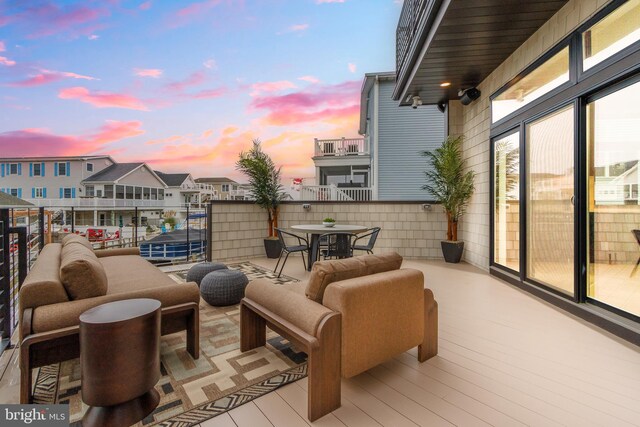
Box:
0, 191, 33, 208
393, 0, 640, 337
195, 177, 249, 200
155, 171, 218, 207
305, 72, 445, 201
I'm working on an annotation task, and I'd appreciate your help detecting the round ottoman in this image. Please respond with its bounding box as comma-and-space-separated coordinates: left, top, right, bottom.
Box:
200, 269, 249, 306
186, 262, 227, 286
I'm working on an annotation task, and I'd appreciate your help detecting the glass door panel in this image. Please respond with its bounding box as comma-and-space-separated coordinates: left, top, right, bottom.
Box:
494, 132, 520, 271
587, 80, 640, 317
526, 105, 575, 295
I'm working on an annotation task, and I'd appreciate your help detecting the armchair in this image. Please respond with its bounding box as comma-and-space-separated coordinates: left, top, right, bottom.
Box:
240, 252, 438, 421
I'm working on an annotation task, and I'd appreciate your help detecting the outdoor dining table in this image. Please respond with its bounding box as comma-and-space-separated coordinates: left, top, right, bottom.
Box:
291, 224, 369, 271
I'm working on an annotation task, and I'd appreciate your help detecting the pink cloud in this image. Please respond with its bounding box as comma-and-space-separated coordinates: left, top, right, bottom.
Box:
0, 56, 16, 66
134, 68, 163, 78
170, 0, 226, 28
317, 0, 345, 3
187, 87, 227, 99
166, 71, 206, 92
139, 1, 153, 11
348, 63, 357, 73
58, 87, 149, 111
9, 68, 97, 87
0, 120, 144, 157
250, 80, 296, 96
88, 34, 99, 40
289, 24, 309, 32
0, 41, 5, 52
298, 75, 320, 84
6, 2, 109, 39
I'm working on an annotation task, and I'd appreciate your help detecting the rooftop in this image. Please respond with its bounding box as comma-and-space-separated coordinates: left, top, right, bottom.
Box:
155, 171, 191, 187
82, 162, 145, 183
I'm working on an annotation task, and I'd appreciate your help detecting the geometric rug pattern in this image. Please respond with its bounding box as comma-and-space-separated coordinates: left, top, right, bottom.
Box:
33, 262, 307, 426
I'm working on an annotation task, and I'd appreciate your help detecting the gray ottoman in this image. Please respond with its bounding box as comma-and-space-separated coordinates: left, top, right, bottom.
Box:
187, 262, 227, 286
200, 269, 249, 306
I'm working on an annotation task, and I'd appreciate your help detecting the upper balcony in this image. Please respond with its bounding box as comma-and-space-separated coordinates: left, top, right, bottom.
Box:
314, 138, 369, 157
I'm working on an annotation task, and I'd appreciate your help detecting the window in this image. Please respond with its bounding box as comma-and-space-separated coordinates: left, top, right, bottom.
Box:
32, 163, 42, 176
134, 187, 142, 200
125, 186, 134, 199
86, 162, 94, 172
57, 162, 67, 176
158, 189, 165, 200
104, 185, 114, 198
62, 188, 73, 199
492, 47, 570, 123
115, 185, 125, 199
221, 184, 230, 192
33, 188, 44, 198
583, 0, 640, 71
493, 131, 520, 272
9, 163, 19, 175
85, 185, 95, 197
143, 187, 150, 200
9, 188, 19, 197
96, 189, 103, 197
151, 188, 158, 200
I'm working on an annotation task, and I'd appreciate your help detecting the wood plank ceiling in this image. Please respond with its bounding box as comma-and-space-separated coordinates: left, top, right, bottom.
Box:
397, 0, 570, 105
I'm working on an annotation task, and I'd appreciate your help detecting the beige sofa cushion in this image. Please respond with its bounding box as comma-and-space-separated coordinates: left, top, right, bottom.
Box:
305, 252, 403, 302
99, 255, 181, 293
60, 243, 108, 300
19, 243, 69, 311
62, 233, 94, 251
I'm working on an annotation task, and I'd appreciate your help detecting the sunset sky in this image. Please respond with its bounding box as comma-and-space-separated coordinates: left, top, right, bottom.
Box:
0, 0, 402, 181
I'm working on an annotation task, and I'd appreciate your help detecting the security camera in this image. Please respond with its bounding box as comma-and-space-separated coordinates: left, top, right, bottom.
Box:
458, 87, 481, 105
411, 96, 423, 109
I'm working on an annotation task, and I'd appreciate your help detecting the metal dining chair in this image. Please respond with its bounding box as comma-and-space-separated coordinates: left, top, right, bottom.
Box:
274, 228, 309, 278
352, 227, 381, 255
317, 232, 357, 260
631, 229, 640, 278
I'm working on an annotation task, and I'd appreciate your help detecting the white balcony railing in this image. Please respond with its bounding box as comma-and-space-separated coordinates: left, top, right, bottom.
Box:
300, 185, 373, 201
314, 138, 368, 157
23, 198, 210, 210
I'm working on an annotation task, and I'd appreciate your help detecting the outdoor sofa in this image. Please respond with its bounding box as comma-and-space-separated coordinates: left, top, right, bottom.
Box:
240, 252, 438, 421
18, 234, 200, 404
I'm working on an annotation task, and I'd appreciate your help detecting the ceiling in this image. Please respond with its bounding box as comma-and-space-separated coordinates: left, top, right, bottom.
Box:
395, 0, 571, 105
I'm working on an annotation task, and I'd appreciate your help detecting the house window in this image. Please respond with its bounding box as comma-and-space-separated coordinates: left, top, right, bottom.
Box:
62, 188, 73, 199
582, 0, 640, 71
86, 162, 94, 172
143, 187, 150, 200
33, 163, 42, 176
158, 189, 165, 200
134, 187, 142, 200
104, 185, 114, 198
9, 163, 19, 175
9, 188, 19, 197
125, 186, 134, 199
57, 162, 67, 176
150, 188, 157, 200
115, 185, 125, 199
491, 46, 570, 123
221, 184, 230, 192
86, 185, 95, 197
33, 188, 44, 198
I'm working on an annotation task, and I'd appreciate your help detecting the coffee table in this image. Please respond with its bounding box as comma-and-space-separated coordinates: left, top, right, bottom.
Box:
291, 224, 368, 271
80, 298, 161, 427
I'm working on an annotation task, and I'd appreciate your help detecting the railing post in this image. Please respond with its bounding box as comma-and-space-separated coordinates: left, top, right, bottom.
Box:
9, 227, 28, 287
0, 209, 11, 345
70, 207, 75, 233
134, 207, 139, 247
186, 205, 190, 262
206, 202, 213, 262
38, 207, 45, 251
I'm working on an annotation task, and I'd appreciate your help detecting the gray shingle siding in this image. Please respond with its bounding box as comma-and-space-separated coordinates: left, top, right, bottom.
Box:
377, 81, 444, 200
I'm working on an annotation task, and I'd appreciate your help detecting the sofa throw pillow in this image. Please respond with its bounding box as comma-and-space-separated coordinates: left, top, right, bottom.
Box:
59, 243, 108, 300
305, 252, 403, 303
62, 233, 94, 251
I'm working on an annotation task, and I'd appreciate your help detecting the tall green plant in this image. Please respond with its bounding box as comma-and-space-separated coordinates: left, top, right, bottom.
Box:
422, 136, 475, 241
236, 139, 286, 237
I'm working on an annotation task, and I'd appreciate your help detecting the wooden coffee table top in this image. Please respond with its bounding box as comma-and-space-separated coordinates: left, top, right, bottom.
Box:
80, 298, 161, 324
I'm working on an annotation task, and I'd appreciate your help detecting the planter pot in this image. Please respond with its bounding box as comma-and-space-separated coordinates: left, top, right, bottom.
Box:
441, 241, 464, 263
323, 222, 336, 227
264, 238, 282, 259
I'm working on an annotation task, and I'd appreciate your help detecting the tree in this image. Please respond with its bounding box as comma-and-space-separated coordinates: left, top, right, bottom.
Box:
422, 136, 475, 241
236, 139, 286, 237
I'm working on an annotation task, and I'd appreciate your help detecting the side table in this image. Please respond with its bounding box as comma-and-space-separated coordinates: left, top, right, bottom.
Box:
80, 298, 162, 427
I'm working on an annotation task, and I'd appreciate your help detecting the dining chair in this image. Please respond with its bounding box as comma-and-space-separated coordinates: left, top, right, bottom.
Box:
631, 229, 640, 278
352, 227, 381, 255
317, 232, 357, 260
274, 228, 309, 278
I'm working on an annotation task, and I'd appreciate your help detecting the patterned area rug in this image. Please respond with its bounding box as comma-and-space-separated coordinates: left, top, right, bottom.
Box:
33, 262, 307, 426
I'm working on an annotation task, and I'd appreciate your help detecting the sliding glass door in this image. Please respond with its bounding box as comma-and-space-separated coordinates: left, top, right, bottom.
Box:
587, 80, 640, 317
525, 105, 575, 296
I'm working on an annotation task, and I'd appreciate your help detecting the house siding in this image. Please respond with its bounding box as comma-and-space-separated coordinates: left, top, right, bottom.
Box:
455, 0, 613, 270
377, 81, 445, 200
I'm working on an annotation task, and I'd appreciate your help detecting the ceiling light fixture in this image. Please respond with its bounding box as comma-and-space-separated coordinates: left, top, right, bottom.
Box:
440, 82, 451, 87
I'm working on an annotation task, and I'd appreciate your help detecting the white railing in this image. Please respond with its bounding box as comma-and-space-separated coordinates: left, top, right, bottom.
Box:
23, 198, 212, 209
314, 138, 368, 157
300, 185, 373, 201
194, 183, 218, 196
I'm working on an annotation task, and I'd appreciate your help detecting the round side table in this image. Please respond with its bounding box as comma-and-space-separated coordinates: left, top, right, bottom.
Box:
80, 298, 161, 427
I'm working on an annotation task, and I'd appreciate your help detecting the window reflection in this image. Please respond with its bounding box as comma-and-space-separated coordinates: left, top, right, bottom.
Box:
494, 132, 520, 270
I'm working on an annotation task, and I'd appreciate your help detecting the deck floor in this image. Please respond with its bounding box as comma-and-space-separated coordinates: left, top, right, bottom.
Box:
2, 258, 639, 427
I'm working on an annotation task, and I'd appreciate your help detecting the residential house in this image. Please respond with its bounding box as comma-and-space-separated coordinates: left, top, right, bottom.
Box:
155, 171, 218, 208
195, 177, 249, 200
305, 72, 445, 201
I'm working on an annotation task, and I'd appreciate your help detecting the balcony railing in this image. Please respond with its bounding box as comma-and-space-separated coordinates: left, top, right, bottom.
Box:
23, 198, 213, 210
314, 138, 369, 157
300, 185, 373, 201
396, 0, 429, 76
